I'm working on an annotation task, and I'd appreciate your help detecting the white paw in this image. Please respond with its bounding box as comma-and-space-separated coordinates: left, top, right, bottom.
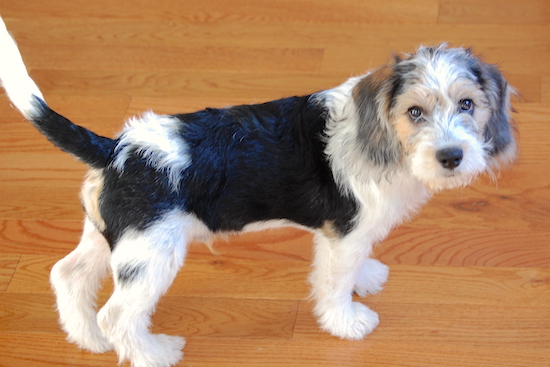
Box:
353, 259, 390, 297
316, 301, 379, 340
127, 334, 185, 367
54, 293, 114, 353
67, 331, 114, 354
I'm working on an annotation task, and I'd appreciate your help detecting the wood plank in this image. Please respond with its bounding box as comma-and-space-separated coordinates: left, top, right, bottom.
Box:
4, 19, 549, 51
438, 0, 550, 24
320, 44, 550, 79
294, 301, 550, 346
152, 297, 298, 339
0, 220, 82, 255
0, 333, 549, 367
6, 255, 57, 293
0, 292, 298, 340
0, 333, 118, 367
19, 45, 324, 74
30, 69, 347, 100
0, 293, 60, 334
0, 165, 85, 189
0, 333, 547, 367
514, 104, 550, 163
375, 227, 550, 267
7, 20, 548, 79
170, 256, 310, 300
543, 77, 550, 103
379, 265, 550, 307
179, 339, 550, 367
0, 255, 20, 292
0, 183, 83, 221
1, 0, 440, 24
506, 74, 541, 103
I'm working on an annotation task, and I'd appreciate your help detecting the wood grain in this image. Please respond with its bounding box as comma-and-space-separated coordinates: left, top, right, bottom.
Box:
0, 0, 549, 366
21, 45, 324, 74
0, 255, 19, 292
0, 292, 299, 339
1, 0, 440, 24
375, 227, 550, 267
438, 0, 550, 24
543, 77, 550, 103
2, 333, 548, 367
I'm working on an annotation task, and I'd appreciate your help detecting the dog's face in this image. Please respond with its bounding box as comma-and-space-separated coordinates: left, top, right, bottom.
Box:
352, 45, 516, 191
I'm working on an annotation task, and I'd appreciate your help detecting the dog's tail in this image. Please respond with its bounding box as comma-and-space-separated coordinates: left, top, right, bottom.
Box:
0, 17, 115, 168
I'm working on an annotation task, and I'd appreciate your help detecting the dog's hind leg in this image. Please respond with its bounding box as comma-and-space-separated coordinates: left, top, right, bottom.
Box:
50, 217, 113, 353
97, 210, 200, 367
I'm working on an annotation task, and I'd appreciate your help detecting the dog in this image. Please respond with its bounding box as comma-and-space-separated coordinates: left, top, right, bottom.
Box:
0, 16, 515, 367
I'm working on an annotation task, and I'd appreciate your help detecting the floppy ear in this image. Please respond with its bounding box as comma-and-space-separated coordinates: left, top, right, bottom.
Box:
352, 66, 402, 166
473, 61, 516, 160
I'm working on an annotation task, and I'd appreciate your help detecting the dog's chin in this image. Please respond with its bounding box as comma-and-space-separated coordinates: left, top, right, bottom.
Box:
410, 158, 487, 193
422, 172, 479, 193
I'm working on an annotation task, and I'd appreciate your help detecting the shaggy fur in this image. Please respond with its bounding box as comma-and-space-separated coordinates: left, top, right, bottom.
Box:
0, 16, 515, 367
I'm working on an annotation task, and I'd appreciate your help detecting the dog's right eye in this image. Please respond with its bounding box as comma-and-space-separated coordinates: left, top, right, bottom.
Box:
408, 106, 423, 121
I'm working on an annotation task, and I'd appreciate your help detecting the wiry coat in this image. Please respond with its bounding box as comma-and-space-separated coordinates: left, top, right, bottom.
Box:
0, 15, 515, 367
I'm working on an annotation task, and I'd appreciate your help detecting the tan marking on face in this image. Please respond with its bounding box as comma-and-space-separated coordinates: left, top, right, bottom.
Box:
448, 78, 492, 135
392, 114, 417, 155
391, 77, 491, 142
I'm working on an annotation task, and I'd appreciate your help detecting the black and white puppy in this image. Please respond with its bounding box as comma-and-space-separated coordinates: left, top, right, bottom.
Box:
0, 17, 515, 367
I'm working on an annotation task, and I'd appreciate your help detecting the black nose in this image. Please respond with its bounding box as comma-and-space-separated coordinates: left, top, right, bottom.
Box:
436, 147, 463, 170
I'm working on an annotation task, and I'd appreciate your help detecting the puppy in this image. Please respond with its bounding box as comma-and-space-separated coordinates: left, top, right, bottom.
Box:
0, 17, 515, 367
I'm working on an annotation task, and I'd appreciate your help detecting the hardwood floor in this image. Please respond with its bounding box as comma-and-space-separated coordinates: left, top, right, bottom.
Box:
0, 1, 549, 366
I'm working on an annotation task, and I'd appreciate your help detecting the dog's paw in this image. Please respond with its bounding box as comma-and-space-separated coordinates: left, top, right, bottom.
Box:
129, 334, 185, 367
60, 311, 113, 353
67, 332, 114, 354
353, 259, 390, 297
316, 301, 379, 340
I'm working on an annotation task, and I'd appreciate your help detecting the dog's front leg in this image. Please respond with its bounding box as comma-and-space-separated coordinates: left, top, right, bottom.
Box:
353, 258, 390, 297
309, 231, 381, 340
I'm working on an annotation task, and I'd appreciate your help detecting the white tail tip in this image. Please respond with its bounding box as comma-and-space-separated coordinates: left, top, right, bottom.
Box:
0, 16, 45, 119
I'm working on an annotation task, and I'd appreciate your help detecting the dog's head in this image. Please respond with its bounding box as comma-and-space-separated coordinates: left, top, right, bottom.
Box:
352, 44, 516, 191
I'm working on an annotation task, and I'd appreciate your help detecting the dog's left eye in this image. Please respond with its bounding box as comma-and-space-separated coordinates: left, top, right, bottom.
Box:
408, 106, 423, 121
459, 99, 475, 113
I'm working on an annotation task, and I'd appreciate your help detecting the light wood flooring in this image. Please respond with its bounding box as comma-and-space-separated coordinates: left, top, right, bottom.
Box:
0, 1, 549, 366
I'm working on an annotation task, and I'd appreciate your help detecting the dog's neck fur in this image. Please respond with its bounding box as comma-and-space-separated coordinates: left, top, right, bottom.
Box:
319, 76, 432, 241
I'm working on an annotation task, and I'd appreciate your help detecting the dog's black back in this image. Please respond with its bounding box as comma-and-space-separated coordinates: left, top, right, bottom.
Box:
99, 96, 359, 247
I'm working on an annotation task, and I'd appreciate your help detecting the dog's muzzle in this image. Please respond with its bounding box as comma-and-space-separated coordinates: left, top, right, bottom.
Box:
436, 147, 463, 170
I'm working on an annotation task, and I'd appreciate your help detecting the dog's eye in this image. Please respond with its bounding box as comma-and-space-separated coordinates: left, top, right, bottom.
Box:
408, 106, 423, 121
459, 99, 474, 113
